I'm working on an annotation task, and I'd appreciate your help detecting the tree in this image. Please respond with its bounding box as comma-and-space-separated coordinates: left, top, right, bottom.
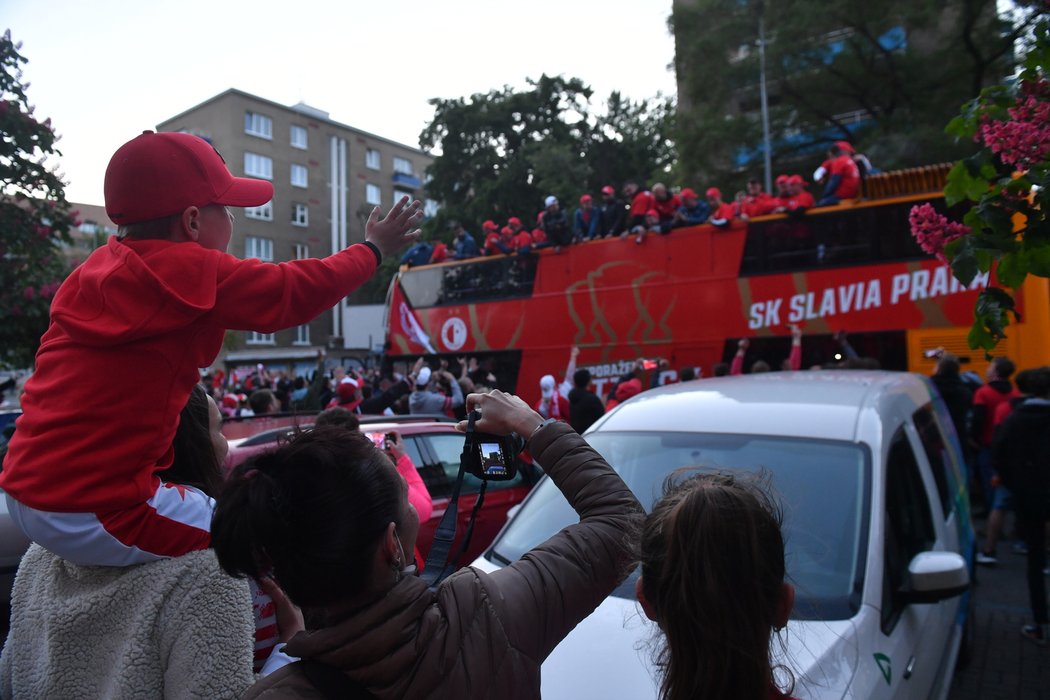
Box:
0, 30, 75, 368
672, 0, 1043, 189
419, 75, 674, 239
909, 14, 1049, 352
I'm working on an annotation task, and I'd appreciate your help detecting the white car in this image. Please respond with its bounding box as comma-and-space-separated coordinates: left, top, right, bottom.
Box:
473, 371, 974, 700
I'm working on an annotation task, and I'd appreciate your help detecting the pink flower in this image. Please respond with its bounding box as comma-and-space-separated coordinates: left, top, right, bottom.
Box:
977, 80, 1050, 169
35, 224, 50, 238
22, 286, 35, 301
909, 203, 969, 263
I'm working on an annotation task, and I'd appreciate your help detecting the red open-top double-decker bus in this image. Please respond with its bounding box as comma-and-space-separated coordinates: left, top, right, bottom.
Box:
384, 167, 1050, 399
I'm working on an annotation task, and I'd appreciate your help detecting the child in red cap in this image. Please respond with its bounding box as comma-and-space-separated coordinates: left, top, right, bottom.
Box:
1, 131, 423, 565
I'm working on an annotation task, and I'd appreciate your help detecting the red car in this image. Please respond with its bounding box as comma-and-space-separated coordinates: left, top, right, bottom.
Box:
224, 417, 541, 566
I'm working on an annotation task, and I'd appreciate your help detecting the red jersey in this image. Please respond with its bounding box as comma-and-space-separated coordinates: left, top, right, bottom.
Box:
742, 192, 777, 217
629, 190, 656, 218
652, 195, 681, 220
711, 202, 737, 222
482, 231, 506, 256
430, 241, 448, 263
828, 154, 860, 199
780, 191, 815, 212
512, 230, 534, 251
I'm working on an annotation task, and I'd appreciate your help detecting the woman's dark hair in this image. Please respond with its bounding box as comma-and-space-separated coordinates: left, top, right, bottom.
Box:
314, 406, 360, 431
158, 383, 224, 497
211, 426, 402, 609
639, 471, 790, 700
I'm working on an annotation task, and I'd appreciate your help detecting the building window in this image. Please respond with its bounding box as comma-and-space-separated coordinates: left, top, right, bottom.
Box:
247, 331, 275, 345
292, 203, 309, 227
244, 112, 273, 139
244, 152, 273, 180
424, 199, 440, 218
366, 149, 381, 170
290, 124, 308, 149
366, 183, 382, 205
78, 221, 98, 234
294, 324, 311, 345
291, 164, 308, 188
294, 243, 310, 260
245, 236, 274, 261
393, 157, 413, 174
245, 200, 274, 221
393, 189, 413, 205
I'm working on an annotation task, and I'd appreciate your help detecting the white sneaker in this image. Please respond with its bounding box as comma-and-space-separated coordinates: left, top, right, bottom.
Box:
976, 551, 998, 566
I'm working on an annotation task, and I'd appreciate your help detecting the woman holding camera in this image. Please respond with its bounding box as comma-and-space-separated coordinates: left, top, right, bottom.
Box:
212, 390, 643, 699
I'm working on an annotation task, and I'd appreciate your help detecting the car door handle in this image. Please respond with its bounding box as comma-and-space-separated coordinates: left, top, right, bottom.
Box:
903, 656, 915, 680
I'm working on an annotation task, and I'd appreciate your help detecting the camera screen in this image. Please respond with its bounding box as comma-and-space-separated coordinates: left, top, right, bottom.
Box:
480, 441, 508, 477
368, 432, 385, 449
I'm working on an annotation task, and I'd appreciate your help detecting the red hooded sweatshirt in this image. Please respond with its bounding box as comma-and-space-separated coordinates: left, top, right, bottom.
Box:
1, 236, 377, 512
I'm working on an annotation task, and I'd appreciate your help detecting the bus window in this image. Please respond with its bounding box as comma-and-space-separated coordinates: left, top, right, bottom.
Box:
739, 200, 951, 276
401, 255, 538, 309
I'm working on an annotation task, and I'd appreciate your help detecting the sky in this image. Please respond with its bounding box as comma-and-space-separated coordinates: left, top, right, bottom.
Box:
5, 0, 679, 206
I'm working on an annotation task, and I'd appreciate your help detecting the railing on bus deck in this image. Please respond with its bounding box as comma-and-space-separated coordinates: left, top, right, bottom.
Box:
862, 163, 953, 200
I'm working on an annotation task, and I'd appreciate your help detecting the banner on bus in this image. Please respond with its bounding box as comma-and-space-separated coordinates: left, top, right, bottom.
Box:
389, 280, 437, 354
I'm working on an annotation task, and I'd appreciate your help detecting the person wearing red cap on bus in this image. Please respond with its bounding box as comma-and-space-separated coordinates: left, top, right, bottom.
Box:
530, 211, 549, 248
0, 130, 423, 567
706, 187, 737, 226
650, 183, 681, 229
481, 219, 510, 256
817, 143, 861, 206
511, 225, 534, 253
599, 185, 627, 237
775, 176, 815, 214
740, 178, 777, 219
773, 174, 791, 203
573, 194, 601, 242
671, 187, 711, 228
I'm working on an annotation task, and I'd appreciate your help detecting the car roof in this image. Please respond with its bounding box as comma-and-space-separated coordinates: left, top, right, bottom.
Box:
593, 370, 932, 442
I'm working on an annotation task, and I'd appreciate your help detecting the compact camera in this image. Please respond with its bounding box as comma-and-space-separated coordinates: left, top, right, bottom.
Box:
460, 411, 519, 481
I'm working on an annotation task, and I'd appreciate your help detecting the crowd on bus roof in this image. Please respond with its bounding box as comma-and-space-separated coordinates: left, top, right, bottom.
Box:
401, 141, 874, 266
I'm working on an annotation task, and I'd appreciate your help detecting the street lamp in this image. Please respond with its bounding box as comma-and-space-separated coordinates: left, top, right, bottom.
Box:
756, 0, 773, 193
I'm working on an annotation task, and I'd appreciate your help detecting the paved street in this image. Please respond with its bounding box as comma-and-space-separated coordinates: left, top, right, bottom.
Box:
949, 521, 1050, 699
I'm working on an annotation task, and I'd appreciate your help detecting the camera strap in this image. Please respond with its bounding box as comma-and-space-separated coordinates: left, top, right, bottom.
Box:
420, 411, 476, 590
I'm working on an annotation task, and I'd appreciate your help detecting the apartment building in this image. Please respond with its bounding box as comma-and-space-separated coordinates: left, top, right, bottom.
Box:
156, 89, 433, 376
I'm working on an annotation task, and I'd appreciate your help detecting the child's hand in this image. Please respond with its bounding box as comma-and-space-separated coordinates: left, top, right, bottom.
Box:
365, 197, 424, 259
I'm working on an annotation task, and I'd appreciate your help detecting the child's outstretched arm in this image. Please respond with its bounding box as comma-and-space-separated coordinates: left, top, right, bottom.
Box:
365, 197, 424, 259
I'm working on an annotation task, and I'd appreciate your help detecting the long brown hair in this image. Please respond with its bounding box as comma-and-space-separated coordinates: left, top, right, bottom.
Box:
639, 471, 791, 700
159, 383, 224, 497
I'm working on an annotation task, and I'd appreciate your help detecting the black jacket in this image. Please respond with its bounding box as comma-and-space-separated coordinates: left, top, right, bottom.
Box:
992, 400, 1050, 514
568, 388, 605, 435
931, 374, 973, 449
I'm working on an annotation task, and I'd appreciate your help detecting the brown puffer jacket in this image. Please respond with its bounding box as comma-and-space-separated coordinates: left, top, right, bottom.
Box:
242, 421, 643, 699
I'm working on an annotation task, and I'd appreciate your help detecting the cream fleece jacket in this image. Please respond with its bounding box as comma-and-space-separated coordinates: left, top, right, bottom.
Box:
0, 544, 255, 699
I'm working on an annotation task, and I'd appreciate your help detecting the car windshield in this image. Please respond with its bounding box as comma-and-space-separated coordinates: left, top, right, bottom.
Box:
487, 431, 870, 621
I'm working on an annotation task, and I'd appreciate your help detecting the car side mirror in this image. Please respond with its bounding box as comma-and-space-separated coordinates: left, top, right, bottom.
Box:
898, 551, 969, 604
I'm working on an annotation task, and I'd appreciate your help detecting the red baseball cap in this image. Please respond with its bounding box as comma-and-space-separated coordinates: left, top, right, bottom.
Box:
788, 174, 808, 186
580, 194, 593, 204
104, 131, 273, 225
646, 208, 659, 218
680, 187, 698, 200
601, 185, 615, 196
834, 140, 855, 154
483, 220, 498, 231
775, 174, 789, 185
508, 217, 522, 226
706, 187, 722, 199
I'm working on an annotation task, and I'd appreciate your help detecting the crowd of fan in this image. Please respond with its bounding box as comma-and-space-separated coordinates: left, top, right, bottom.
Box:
402, 141, 871, 265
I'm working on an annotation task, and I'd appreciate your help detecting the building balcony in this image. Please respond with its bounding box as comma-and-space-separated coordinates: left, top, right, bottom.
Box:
392, 172, 422, 189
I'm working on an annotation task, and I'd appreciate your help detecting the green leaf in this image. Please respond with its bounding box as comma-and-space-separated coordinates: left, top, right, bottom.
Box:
948, 237, 978, 285
945, 161, 980, 206
967, 321, 996, 354
1027, 244, 1050, 278
995, 250, 1028, 289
